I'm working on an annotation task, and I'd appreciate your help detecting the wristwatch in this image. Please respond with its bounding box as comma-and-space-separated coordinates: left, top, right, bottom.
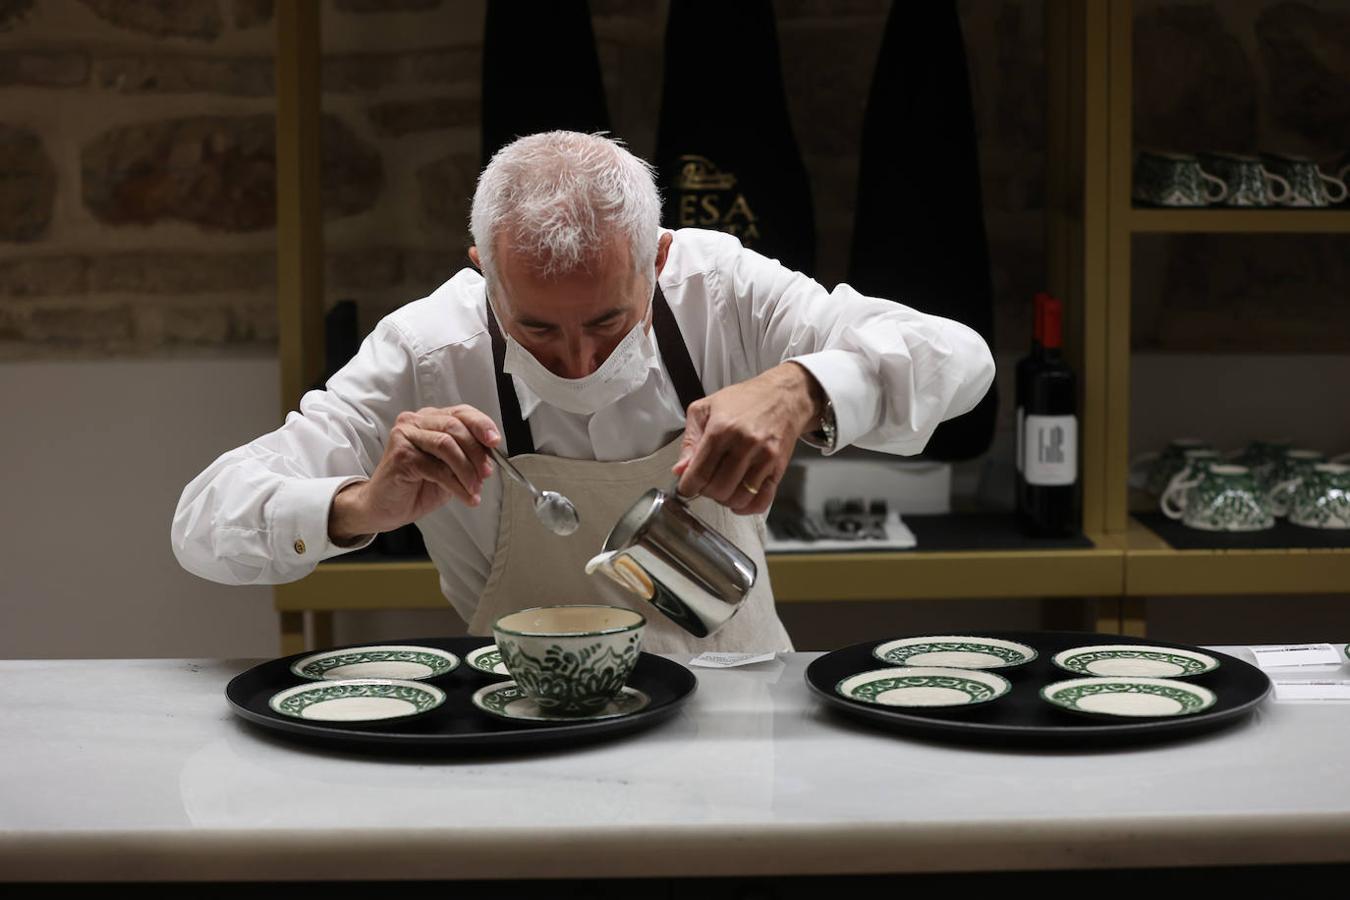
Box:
801, 397, 837, 453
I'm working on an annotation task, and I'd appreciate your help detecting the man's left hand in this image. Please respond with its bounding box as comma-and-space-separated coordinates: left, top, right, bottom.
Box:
674, 362, 825, 515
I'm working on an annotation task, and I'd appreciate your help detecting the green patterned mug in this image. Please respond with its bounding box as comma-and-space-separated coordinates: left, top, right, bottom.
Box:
1261, 153, 1348, 208
1230, 438, 1295, 483
1197, 152, 1291, 207
493, 605, 645, 714
1162, 464, 1275, 532
1264, 449, 1324, 513
1130, 438, 1212, 497
1159, 449, 1223, 501
1132, 151, 1228, 207
1275, 463, 1350, 530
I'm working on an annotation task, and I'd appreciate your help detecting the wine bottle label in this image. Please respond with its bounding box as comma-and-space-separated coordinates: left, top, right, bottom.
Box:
1024, 414, 1077, 485
1015, 406, 1024, 473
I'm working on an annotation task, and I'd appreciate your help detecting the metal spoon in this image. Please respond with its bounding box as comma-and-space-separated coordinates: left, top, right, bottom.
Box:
487, 445, 580, 536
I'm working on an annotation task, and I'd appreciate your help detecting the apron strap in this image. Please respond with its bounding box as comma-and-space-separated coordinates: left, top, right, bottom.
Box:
486, 295, 536, 457
486, 284, 707, 457
650, 285, 707, 412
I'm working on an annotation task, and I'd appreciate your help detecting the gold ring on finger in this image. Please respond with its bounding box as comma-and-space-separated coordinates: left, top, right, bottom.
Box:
741, 481, 760, 495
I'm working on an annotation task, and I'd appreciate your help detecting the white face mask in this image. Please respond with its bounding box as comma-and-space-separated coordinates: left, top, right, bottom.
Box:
500, 290, 658, 416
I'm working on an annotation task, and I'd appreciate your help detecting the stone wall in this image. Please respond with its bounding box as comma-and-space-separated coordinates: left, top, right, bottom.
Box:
0, 0, 1345, 361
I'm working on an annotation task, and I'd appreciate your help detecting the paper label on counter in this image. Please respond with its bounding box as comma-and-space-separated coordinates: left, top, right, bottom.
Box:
1273, 680, 1350, 702
688, 651, 778, 669
1248, 643, 1343, 670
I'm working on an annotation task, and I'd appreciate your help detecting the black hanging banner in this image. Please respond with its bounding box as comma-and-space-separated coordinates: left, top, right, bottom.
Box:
481, 0, 610, 166
848, 1, 998, 462
654, 0, 816, 275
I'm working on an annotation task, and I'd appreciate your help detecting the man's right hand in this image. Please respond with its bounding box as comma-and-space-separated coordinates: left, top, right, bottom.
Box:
328, 405, 501, 545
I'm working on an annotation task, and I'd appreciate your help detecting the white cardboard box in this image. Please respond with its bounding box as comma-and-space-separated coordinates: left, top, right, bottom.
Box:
777, 456, 952, 516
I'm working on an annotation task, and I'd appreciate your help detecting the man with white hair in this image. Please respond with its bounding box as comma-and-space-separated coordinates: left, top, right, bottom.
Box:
173, 131, 995, 653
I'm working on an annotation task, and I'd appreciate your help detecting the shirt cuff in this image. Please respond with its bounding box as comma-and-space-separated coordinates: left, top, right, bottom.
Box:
786, 349, 880, 455
267, 475, 376, 565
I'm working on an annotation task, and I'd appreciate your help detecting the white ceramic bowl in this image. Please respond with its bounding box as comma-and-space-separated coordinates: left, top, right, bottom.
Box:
492, 605, 646, 714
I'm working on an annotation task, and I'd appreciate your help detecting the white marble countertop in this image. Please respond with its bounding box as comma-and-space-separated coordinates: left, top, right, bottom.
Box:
3, 649, 1349, 882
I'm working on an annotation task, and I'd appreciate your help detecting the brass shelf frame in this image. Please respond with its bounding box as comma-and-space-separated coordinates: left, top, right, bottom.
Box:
271, 0, 1347, 655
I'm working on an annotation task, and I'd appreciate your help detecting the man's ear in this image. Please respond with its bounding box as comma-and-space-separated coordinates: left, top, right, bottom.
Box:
653, 231, 673, 279
468, 246, 481, 269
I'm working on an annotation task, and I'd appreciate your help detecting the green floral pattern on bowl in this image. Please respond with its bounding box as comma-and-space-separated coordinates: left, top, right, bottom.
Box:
875, 639, 1035, 668
850, 674, 999, 704
497, 635, 641, 713
293, 648, 457, 680
1055, 648, 1216, 677
836, 668, 1011, 708
467, 646, 509, 677
474, 682, 650, 722
1045, 681, 1213, 715
271, 682, 444, 719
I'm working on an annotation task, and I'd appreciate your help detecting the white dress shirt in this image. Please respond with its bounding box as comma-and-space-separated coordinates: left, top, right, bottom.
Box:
172, 228, 996, 618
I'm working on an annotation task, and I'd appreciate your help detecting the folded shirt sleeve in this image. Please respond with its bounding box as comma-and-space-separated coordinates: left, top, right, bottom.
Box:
717, 235, 996, 457
170, 318, 420, 585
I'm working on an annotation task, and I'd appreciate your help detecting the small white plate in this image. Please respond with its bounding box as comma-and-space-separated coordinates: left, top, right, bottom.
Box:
465, 644, 510, 678
872, 635, 1038, 670
290, 645, 460, 681
1041, 677, 1217, 718
836, 667, 1011, 708
269, 679, 446, 724
1053, 644, 1219, 678
471, 681, 650, 722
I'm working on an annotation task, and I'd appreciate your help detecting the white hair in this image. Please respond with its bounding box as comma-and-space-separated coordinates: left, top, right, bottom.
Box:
470, 131, 662, 304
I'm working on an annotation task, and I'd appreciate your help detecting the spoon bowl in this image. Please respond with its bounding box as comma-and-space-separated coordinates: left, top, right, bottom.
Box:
488, 445, 581, 537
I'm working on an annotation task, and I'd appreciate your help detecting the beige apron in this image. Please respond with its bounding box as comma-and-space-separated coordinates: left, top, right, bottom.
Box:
467, 439, 793, 654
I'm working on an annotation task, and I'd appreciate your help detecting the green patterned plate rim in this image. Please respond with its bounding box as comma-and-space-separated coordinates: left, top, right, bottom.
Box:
268, 678, 447, 723
1052, 644, 1219, 678
1041, 677, 1217, 719
836, 666, 1012, 708
465, 644, 510, 678
290, 645, 460, 681
872, 635, 1038, 670
471, 681, 651, 723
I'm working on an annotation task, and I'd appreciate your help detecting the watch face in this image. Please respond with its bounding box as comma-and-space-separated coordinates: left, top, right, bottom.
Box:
821, 400, 837, 447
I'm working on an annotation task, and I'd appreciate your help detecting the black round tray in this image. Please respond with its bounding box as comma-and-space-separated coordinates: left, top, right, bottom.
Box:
805, 631, 1271, 749
226, 636, 697, 755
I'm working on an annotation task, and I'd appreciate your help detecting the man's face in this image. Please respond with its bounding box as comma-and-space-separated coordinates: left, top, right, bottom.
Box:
491, 233, 650, 380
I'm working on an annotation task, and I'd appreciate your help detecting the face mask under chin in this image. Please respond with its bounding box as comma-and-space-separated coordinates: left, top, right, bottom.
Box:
499, 289, 658, 417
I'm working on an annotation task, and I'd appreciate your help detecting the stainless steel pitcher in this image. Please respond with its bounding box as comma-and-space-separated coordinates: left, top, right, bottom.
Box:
585, 487, 756, 638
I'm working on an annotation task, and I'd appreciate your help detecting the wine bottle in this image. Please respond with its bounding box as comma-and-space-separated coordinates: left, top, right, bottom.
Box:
1014, 292, 1048, 517
1020, 294, 1079, 536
